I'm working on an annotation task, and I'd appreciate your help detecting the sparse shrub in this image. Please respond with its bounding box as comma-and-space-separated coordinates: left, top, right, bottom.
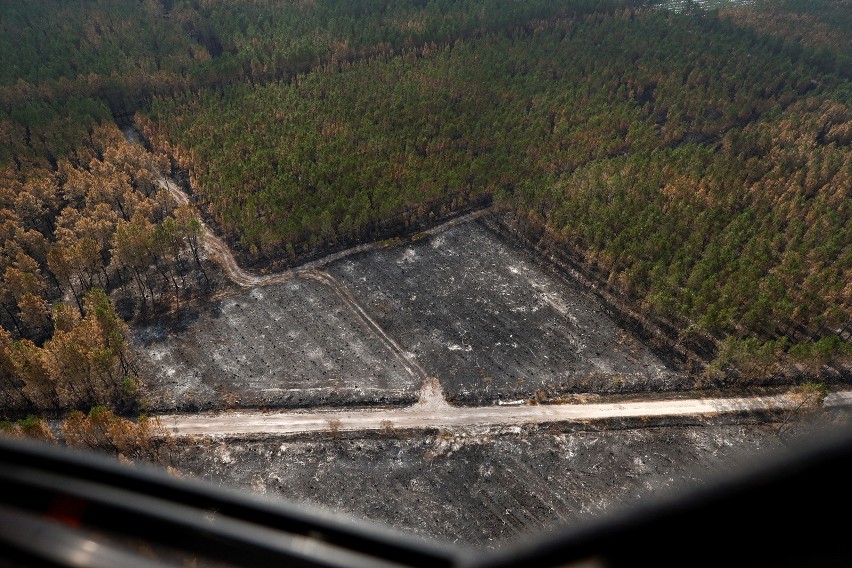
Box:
436, 429, 454, 442
793, 381, 829, 409
123, 375, 139, 396
379, 419, 395, 437
17, 415, 55, 443
215, 385, 240, 409
327, 418, 342, 438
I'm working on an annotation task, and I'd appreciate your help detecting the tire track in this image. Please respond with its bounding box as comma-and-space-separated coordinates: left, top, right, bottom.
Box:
301, 270, 428, 382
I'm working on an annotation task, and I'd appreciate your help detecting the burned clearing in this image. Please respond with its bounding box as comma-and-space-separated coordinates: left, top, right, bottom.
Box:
330, 220, 677, 404
134, 216, 682, 411
133, 278, 419, 412
171, 419, 805, 549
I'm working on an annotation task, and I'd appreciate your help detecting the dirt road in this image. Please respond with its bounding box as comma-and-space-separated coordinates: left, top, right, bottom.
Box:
156, 174, 278, 287
158, 382, 852, 437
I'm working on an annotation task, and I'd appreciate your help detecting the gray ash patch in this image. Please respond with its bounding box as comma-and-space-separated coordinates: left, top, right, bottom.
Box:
133, 278, 418, 411
170, 422, 791, 549
328, 221, 676, 404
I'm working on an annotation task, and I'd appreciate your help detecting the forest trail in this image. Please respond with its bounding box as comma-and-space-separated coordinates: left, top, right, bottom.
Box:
156, 174, 281, 288
155, 172, 490, 289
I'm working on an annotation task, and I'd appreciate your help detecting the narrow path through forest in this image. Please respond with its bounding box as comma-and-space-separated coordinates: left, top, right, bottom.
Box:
156, 174, 490, 289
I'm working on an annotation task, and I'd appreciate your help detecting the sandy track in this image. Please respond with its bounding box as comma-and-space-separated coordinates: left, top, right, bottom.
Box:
156, 174, 490, 289
157, 174, 280, 288
158, 389, 852, 437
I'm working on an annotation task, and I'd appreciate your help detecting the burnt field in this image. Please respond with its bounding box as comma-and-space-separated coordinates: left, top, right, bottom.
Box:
330, 220, 680, 404
171, 417, 821, 549
133, 278, 420, 412
133, 216, 684, 411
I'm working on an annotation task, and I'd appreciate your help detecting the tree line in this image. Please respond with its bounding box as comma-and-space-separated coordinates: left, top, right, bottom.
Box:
1, 123, 211, 417
1, 405, 175, 466
0, 0, 654, 421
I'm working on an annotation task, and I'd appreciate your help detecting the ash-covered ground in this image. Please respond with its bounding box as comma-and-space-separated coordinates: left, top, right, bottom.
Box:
134, 217, 685, 411
169, 414, 844, 550
133, 279, 419, 411
330, 220, 677, 404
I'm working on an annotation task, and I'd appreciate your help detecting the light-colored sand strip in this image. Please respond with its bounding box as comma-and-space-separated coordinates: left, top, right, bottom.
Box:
824, 390, 852, 408
158, 389, 852, 437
